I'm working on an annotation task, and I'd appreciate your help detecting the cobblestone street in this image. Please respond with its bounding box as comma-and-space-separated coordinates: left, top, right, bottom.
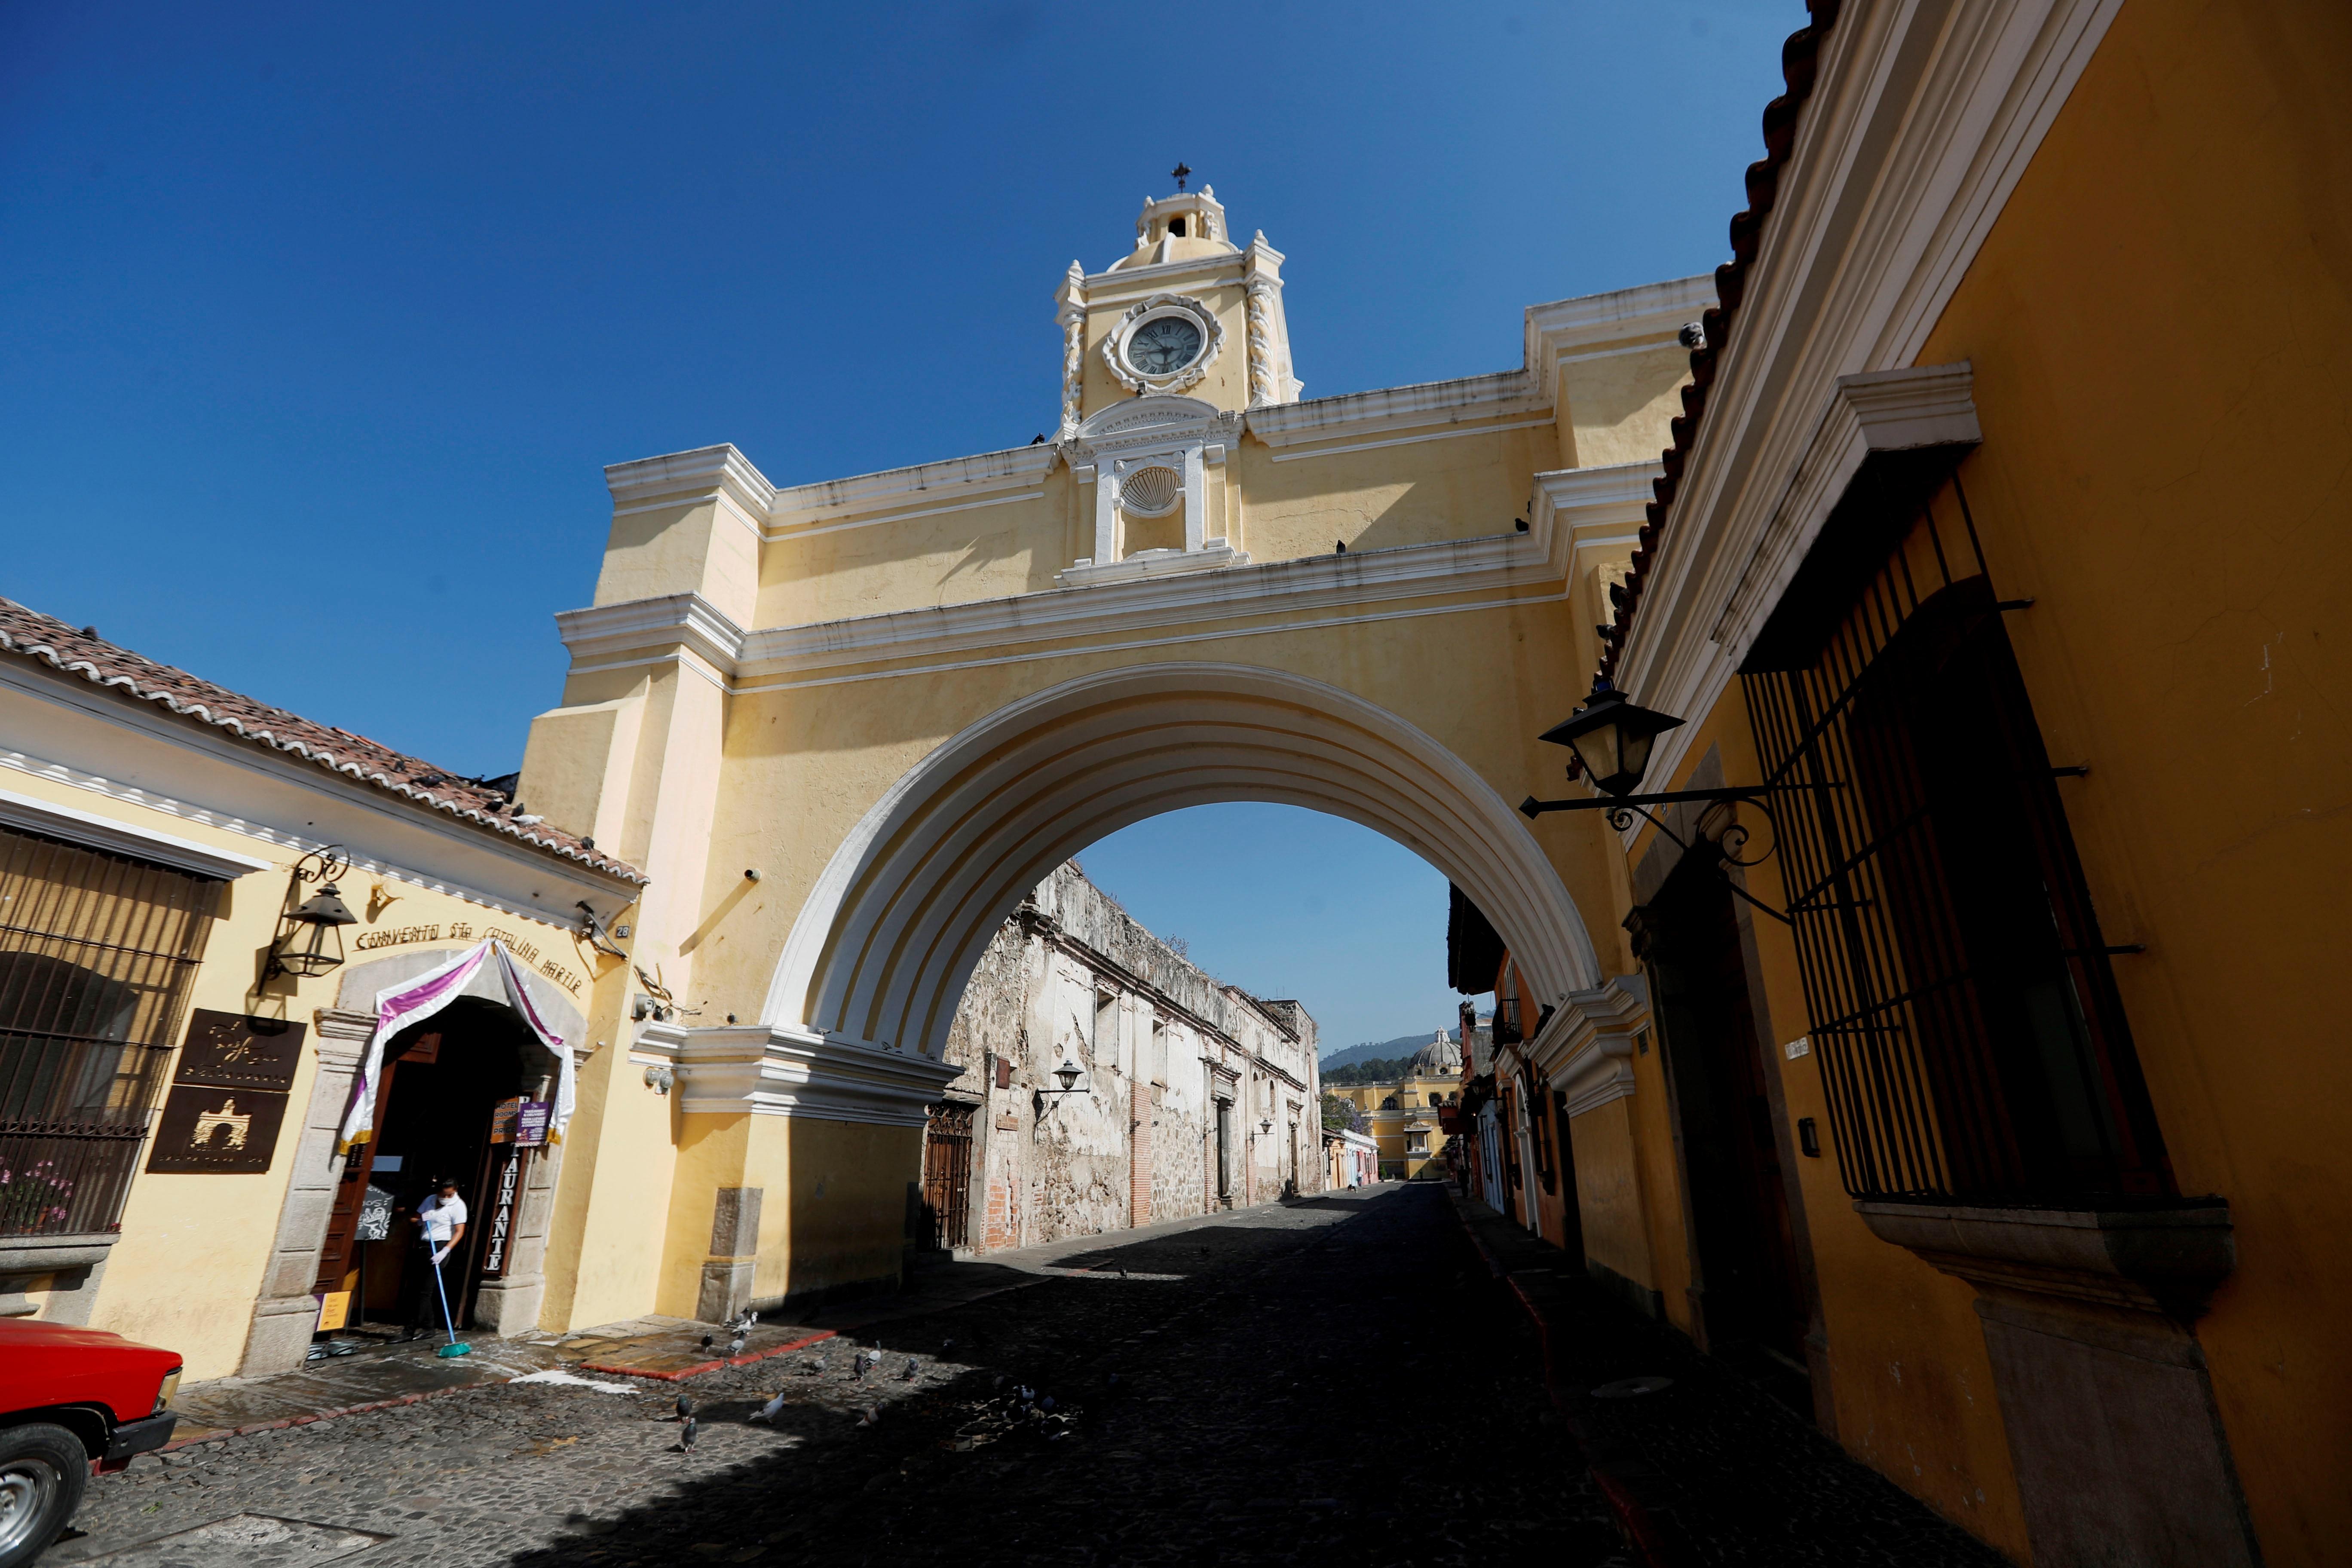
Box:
59, 1185, 1626, 1568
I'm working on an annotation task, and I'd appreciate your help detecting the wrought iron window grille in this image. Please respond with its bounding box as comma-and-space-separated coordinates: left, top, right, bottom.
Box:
1734, 481, 2171, 1207
0, 826, 217, 1238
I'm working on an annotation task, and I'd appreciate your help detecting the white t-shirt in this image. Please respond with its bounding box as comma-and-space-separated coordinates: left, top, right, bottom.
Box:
418, 1194, 468, 1243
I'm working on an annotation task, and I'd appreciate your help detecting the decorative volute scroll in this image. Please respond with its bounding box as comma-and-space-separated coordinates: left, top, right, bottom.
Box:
1246, 278, 1280, 408
1055, 261, 1087, 438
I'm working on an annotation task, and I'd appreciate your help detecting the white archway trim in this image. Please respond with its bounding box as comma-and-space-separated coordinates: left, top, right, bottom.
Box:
761, 663, 1602, 1062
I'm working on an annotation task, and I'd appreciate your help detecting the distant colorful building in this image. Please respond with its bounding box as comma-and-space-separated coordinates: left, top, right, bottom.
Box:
1326, 1031, 1463, 1180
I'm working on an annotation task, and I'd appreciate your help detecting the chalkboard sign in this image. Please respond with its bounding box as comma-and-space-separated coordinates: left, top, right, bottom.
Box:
355, 1184, 395, 1243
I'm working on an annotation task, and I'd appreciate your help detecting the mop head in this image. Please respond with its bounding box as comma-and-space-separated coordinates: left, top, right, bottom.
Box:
437, 1341, 473, 1358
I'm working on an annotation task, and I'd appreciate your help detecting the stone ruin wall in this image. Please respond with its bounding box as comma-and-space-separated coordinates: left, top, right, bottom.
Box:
935, 861, 1319, 1253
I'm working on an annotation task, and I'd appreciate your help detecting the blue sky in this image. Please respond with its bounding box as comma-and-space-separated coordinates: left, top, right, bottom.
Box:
2, 0, 1800, 1047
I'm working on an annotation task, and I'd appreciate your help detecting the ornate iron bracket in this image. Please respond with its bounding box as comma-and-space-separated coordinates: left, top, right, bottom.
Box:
1520, 785, 1799, 925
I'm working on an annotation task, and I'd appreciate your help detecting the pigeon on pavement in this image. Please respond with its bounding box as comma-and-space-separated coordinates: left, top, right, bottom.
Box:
679, 1415, 698, 1453
675, 1393, 694, 1421
750, 1390, 788, 1424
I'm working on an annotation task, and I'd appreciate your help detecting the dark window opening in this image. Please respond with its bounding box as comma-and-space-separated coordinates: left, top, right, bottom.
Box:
0, 826, 215, 1238
1169, 217, 1186, 237
1743, 489, 2171, 1207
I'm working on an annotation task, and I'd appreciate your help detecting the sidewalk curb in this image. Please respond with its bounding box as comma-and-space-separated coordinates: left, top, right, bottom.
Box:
580, 1329, 837, 1382
1448, 1191, 1687, 1568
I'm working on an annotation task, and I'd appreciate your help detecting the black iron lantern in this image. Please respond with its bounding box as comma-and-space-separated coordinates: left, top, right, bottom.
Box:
268, 848, 357, 978
1537, 678, 1685, 797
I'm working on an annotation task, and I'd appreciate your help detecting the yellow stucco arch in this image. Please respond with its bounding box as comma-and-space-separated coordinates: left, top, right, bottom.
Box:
516, 251, 1706, 1329
762, 661, 1602, 1057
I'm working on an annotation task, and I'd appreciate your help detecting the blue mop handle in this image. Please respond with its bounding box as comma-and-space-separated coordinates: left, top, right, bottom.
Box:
427, 1223, 459, 1345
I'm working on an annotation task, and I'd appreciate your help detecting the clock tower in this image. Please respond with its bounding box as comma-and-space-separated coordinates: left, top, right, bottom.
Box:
1054, 184, 1300, 435
1052, 184, 1300, 582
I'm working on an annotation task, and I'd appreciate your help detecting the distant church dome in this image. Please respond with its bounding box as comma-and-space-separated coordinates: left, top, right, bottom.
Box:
1410, 1029, 1463, 1077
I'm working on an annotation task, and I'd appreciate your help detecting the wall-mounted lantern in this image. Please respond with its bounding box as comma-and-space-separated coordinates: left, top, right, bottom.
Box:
1521, 677, 1797, 925
1034, 1057, 1086, 1110
1534, 678, 1684, 797
267, 848, 358, 978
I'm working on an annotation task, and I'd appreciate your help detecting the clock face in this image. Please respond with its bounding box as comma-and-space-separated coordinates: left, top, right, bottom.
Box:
1127, 315, 1204, 377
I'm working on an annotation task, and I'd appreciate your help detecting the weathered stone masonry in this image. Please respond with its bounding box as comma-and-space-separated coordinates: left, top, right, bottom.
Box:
934, 862, 1320, 1253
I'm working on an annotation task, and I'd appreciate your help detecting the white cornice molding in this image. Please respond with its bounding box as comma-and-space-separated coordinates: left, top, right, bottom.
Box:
1523, 275, 1716, 395
555, 592, 747, 671
1056, 541, 1250, 588
560, 460, 1662, 687
767, 443, 1060, 530
1244, 371, 1544, 448
676, 1023, 961, 1125
1084, 251, 1251, 299
1069, 395, 1237, 457
605, 444, 778, 527
0, 784, 273, 879
1618, 0, 2125, 802
1528, 976, 1650, 1118
1710, 363, 1980, 660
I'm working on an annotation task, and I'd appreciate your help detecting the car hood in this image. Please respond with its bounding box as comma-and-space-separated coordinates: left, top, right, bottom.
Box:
0, 1319, 173, 1356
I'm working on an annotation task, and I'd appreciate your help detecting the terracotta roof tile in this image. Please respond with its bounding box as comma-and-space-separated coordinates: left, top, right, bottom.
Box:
0, 597, 646, 885
1599, 0, 1843, 685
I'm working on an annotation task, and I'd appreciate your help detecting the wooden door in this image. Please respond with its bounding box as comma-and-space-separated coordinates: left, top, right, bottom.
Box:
313, 1031, 435, 1295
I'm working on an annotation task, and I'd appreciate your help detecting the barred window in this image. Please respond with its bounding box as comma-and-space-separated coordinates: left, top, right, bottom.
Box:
0, 824, 218, 1237
1742, 488, 2169, 1205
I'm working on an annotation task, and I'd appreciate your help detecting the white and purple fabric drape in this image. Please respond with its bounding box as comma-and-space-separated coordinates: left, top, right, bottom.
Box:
335, 939, 576, 1154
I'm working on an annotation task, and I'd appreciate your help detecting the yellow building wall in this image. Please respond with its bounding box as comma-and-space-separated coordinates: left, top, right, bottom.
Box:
1558, 343, 1693, 472
1903, 3, 2352, 1557
758, 469, 1078, 624
1565, 1099, 1650, 1292
1231, 422, 1548, 562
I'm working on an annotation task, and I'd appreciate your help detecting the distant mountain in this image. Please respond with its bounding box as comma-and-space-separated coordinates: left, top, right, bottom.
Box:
1320, 1030, 1455, 1075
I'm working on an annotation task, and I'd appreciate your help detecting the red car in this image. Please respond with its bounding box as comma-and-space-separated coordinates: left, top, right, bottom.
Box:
0, 1320, 181, 1568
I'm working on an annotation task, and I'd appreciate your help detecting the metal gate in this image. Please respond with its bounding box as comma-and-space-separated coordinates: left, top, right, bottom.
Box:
919, 1101, 973, 1250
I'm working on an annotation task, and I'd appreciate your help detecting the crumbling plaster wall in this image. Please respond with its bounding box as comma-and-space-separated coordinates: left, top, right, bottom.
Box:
939, 861, 1320, 1254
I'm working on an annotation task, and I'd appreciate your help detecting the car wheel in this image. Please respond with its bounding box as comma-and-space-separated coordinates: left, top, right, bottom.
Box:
0, 1424, 86, 1568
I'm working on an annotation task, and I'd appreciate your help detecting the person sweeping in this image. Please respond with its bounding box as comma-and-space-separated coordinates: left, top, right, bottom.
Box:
404, 1176, 469, 1352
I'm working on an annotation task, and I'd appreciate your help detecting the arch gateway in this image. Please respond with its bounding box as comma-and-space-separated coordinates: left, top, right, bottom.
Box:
517, 184, 1706, 1327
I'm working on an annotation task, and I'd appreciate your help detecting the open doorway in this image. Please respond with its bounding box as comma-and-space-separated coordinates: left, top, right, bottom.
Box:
314, 997, 545, 1336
